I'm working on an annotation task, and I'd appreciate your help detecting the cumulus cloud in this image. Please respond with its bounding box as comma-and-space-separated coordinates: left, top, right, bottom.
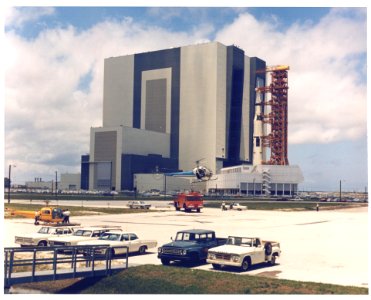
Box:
4, 7, 367, 184
216, 8, 367, 144
5, 7, 55, 29
4, 12, 205, 182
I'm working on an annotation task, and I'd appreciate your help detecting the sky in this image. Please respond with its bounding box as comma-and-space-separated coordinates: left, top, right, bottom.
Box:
2, 2, 368, 192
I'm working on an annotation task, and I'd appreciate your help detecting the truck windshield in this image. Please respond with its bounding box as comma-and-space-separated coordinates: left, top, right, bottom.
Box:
175, 232, 210, 241
185, 196, 200, 201
227, 237, 253, 246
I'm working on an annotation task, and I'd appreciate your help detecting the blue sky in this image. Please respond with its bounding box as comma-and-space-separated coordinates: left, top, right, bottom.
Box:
3, 5, 368, 192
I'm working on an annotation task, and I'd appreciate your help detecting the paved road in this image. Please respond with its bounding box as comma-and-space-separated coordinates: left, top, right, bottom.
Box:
4, 203, 368, 288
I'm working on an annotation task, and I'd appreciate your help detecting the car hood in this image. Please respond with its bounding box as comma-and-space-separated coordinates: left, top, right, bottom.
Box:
161, 241, 199, 248
209, 244, 255, 255
16, 233, 50, 239
49, 235, 94, 242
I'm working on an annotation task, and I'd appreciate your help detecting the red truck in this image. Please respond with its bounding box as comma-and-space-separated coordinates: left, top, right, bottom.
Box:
174, 192, 203, 213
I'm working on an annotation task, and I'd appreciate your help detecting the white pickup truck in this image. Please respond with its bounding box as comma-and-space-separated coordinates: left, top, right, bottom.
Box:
77, 231, 157, 256
48, 226, 121, 247
207, 236, 281, 271
15, 226, 77, 247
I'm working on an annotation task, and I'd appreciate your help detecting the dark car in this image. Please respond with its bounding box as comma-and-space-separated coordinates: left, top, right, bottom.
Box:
157, 229, 227, 265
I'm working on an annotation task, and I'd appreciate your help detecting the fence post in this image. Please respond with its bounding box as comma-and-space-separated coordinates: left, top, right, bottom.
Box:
32, 248, 37, 281
53, 248, 57, 280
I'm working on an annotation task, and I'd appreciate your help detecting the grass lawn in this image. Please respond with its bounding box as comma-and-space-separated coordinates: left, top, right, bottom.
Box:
14, 265, 368, 294
4, 203, 158, 218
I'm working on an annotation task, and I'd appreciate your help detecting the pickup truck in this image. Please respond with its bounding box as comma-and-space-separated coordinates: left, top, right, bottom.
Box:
127, 201, 151, 209
207, 236, 281, 271
48, 226, 121, 247
15, 225, 77, 247
158, 229, 227, 265
77, 231, 157, 256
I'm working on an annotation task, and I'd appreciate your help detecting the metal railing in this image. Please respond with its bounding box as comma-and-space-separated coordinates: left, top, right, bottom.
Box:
4, 244, 128, 288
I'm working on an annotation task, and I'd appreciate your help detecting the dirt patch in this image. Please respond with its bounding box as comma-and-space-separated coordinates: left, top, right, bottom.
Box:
255, 270, 282, 278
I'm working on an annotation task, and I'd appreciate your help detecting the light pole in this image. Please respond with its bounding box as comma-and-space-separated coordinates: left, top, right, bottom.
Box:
7, 164, 16, 204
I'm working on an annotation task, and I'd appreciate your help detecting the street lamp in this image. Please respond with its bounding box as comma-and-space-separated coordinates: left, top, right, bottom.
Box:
7, 164, 16, 204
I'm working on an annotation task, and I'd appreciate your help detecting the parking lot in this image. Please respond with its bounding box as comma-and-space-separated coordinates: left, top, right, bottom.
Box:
3, 202, 368, 288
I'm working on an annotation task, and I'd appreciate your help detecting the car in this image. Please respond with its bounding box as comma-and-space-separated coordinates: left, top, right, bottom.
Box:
77, 231, 157, 256
127, 201, 151, 209
207, 236, 281, 271
48, 226, 122, 247
158, 229, 227, 265
229, 203, 248, 211
15, 225, 77, 247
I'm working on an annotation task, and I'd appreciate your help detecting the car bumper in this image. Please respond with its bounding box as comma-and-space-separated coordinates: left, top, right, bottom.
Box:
206, 258, 242, 267
158, 254, 193, 262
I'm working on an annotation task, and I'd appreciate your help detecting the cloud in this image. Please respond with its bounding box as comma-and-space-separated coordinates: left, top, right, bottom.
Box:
4, 7, 367, 186
215, 8, 367, 144
4, 11, 205, 183
5, 7, 55, 29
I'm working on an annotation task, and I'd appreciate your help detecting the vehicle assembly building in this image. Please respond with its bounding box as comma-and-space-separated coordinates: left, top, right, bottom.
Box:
81, 41, 303, 195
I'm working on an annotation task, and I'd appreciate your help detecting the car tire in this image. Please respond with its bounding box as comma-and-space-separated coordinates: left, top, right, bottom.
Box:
139, 246, 146, 255
241, 257, 251, 272
161, 258, 170, 265
37, 241, 47, 247
212, 264, 221, 270
269, 255, 276, 265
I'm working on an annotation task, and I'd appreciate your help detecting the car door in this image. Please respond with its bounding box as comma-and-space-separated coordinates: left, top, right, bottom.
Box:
118, 234, 130, 253
128, 234, 141, 252
252, 239, 265, 264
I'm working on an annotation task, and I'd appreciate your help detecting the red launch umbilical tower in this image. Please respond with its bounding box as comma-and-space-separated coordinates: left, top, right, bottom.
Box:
256, 65, 289, 165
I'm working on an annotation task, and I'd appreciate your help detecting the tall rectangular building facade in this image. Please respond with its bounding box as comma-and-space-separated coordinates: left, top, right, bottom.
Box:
83, 42, 266, 191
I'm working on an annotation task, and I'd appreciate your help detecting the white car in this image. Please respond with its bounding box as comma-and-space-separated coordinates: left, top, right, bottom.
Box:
15, 226, 77, 247
230, 203, 248, 211
77, 231, 158, 256
207, 236, 281, 271
48, 226, 122, 247
127, 201, 151, 209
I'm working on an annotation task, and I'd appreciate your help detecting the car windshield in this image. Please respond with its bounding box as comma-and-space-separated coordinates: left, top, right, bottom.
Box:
99, 233, 120, 241
38, 227, 51, 234
226, 237, 253, 246
73, 230, 92, 237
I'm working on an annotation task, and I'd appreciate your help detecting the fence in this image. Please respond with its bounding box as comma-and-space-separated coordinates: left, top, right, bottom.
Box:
4, 244, 128, 288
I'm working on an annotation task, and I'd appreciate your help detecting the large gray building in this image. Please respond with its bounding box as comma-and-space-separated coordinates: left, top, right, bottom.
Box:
81, 41, 302, 193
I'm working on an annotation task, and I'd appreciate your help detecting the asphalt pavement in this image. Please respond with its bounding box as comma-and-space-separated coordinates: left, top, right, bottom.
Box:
3, 202, 368, 288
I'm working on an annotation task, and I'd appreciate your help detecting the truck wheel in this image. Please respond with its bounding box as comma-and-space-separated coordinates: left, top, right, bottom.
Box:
37, 241, 47, 247
196, 208, 201, 213
161, 258, 170, 265
241, 257, 251, 271
264, 242, 272, 256
269, 254, 276, 265
139, 246, 146, 255
212, 264, 221, 270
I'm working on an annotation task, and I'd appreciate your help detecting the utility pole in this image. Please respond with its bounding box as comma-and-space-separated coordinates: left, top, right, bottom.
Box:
55, 171, 58, 199
7, 165, 16, 203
